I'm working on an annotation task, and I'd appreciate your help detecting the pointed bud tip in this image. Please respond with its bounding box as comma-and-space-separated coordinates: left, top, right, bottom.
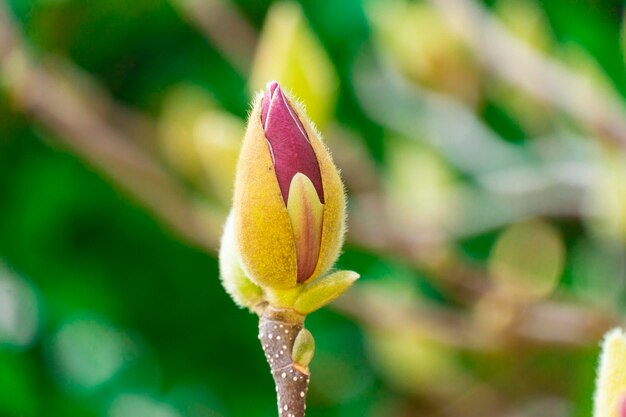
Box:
267, 80, 279, 92
260, 81, 324, 205
261, 81, 280, 128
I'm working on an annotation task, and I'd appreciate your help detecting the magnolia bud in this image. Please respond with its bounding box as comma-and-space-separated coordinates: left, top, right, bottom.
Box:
218, 82, 357, 417
594, 328, 626, 417
233, 81, 346, 290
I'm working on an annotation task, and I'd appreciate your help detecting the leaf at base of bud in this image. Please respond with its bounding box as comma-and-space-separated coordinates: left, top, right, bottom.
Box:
293, 270, 360, 314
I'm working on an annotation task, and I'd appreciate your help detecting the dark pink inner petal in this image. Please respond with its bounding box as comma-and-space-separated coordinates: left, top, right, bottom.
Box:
262, 82, 324, 205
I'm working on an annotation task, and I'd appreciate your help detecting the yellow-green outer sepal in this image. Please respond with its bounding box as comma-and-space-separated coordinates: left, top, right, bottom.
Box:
294, 270, 359, 314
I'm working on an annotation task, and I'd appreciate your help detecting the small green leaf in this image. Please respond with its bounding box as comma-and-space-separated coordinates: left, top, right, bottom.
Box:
293, 270, 359, 314
292, 328, 315, 368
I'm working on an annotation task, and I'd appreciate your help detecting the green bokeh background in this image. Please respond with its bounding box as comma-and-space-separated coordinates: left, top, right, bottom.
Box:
1, 0, 625, 416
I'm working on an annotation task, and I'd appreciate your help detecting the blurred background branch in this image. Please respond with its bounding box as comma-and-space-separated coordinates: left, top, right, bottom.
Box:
172, 0, 257, 74
0, 0, 619, 349
0, 1, 217, 251
429, 0, 626, 149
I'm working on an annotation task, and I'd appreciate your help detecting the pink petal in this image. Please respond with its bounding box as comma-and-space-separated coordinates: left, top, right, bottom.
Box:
262, 82, 324, 205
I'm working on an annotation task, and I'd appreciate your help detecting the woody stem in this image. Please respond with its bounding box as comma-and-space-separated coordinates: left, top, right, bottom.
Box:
258, 307, 310, 417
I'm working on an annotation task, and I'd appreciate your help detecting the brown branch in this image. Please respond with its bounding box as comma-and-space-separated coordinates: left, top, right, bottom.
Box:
333, 286, 617, 350
259, 308, 310, 417
172, 0, 257, 74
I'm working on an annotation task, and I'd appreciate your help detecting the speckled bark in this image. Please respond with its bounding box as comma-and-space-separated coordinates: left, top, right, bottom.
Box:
259, 307, 310, 417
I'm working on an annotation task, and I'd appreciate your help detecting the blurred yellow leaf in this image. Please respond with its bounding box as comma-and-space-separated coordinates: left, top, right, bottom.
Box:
159, 84, 244, 206
385, 137, 458, 240
194, 110, 244, 204
158, 85, 216, 183
558, 44, 615, 96
585, 148, 626, 243
367, 0, 479, 104
494, 0, 553, 52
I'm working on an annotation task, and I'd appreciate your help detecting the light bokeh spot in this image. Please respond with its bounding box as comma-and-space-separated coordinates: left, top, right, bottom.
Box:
0, 267, 39, 349
50, 316, 134, 391
489, 219, 564, 301
108, 394, 183, 417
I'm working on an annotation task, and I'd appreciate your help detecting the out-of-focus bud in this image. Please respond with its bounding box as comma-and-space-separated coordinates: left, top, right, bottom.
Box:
558, 45, 615, 97
229, 81, 353, 303
594, 328, 626, 417
473, 219, 563, 343
495, 0, 552, 52
488, 219, 564, 302
194, 110, 244, 204
586, 148, 626, 243
249, 1, 338, 128
487, 0, 555, 134
159, 85, 244, 205
159, 85, 214, 183
384, 137, 457, 247
367, 0, 479, 105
